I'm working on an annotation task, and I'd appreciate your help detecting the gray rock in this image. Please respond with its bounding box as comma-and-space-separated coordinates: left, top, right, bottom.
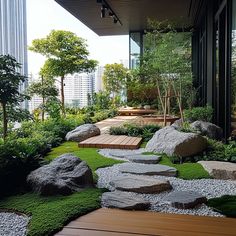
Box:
171, 118, 183, 129
119, 163, 177, 177
198, 161, 236, 180
190, 121, 223, 140
163, 191, 207, 209
65, 124, 100, 142
126, 154, 161, 164
27, 154, 93, 196
102, 191, 150, 210
146, 126, 208, 157
110, 175, 172, 193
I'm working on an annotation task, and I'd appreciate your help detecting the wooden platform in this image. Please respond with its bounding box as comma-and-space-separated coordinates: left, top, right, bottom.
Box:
79, 134, 142, 149
118, 108, 157, 116
55, 208, 236, 236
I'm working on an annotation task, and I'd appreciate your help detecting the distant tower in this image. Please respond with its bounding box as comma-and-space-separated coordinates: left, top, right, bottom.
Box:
0, 0, 28, 109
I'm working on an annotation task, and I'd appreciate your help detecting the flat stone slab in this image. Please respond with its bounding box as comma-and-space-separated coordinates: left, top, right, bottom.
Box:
102, 191, 150, 210
126, 154, 161, 164
119, 163, 177, 177
198, 161, 236, 180
163, 191, 207, 209
110, 175, 172, 193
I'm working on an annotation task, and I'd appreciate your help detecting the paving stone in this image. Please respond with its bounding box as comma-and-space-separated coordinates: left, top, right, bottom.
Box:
126, 154, 161, 164
119, 163, 177, 177
163, 191, 207, 209
102, 191, 150, 210
110, 175, 172, 193
198, 161, 236, 180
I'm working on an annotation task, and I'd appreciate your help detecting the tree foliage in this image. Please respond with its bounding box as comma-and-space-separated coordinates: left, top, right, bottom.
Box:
102, 63, 128, 98
0, 55, 28, 140
29, 30, 98, 114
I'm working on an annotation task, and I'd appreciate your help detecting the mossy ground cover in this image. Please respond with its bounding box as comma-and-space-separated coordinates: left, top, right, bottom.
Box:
207, 195, 236, 217
0, 141, 123, 236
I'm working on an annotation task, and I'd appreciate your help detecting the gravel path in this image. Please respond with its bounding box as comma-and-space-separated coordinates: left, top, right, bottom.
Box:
0, 212, 30, 236
97, 149, 236, 217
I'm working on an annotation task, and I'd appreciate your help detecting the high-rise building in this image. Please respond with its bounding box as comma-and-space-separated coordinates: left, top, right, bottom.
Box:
63, 72, 95, 108
0, 0, 28, 109
95, 66, 104, 92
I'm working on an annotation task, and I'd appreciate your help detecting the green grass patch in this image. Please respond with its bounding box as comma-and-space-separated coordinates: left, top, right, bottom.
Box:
159, 155, 210, 179
207, 195, 236, 217
0, 189, 103, 236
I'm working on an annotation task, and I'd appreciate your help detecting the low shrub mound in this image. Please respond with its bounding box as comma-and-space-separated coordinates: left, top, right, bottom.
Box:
207, 195, 236, 217
110, 123, 160, 141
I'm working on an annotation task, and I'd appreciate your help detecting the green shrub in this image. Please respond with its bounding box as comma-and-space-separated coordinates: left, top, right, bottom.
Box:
184, 105, 213, 122
110, 123, 160, 141
0, 140, 43, 196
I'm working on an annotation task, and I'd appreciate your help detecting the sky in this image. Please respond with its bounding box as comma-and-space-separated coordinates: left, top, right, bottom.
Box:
27, 0, 129, 74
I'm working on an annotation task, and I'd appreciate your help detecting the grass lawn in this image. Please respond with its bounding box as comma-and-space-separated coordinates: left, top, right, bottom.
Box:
207, 195, 236, 217
159, 156, 210, 179
0, 141, 123, 236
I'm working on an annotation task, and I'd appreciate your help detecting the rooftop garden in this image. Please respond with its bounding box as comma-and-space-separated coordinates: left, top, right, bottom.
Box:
0, 23, 236, 235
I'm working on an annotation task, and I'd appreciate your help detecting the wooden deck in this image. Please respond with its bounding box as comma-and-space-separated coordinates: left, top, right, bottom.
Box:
79, 134, 142, 149
55, 208, 236, 236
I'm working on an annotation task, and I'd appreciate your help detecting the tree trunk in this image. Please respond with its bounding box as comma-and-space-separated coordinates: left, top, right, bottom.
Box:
60, 76, 65, 116
2, 103, 7, 141
42, 96, 45, 121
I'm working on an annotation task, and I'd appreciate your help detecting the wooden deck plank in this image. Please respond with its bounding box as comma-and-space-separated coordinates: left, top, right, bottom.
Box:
78, 134, 142, 149
55, 208, 236, 236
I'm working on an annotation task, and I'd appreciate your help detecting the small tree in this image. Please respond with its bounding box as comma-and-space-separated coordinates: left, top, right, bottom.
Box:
29, 30, 98, 115
28, 69, 58, 121
102, 63, 128, 100
0, 55, 27, 140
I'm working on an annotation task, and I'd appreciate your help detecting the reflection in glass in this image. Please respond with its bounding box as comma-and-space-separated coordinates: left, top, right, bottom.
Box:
231, 1, 236, 135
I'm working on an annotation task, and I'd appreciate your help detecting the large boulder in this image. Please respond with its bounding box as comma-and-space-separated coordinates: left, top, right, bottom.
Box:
27, 154, 94, 196
190, 121, 223, 140
146, 126, 208, 157
66, 124, 100, 142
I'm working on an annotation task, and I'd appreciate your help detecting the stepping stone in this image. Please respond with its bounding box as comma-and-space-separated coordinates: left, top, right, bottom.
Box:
110, 175, 172, 193
119, 163, 177, 177
126, 154, 161, 164
162, 191, 207, 209
102, 191, 150, 210
198, 161, 236, 180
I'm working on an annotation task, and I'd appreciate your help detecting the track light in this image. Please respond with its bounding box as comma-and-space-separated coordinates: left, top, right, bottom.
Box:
101, 5, 106, 18
97, 0, 122, 25
113, 17, 118, 24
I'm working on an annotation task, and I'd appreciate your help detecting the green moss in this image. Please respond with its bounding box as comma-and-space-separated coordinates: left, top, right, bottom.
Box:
0, 142, 123, 236
0, 189, 103, 236
207, 195, 236, 217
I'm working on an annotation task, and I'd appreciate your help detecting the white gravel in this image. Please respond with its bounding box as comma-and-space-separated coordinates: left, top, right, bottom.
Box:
96, 149, 236, 217
0, 212, 30, 236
